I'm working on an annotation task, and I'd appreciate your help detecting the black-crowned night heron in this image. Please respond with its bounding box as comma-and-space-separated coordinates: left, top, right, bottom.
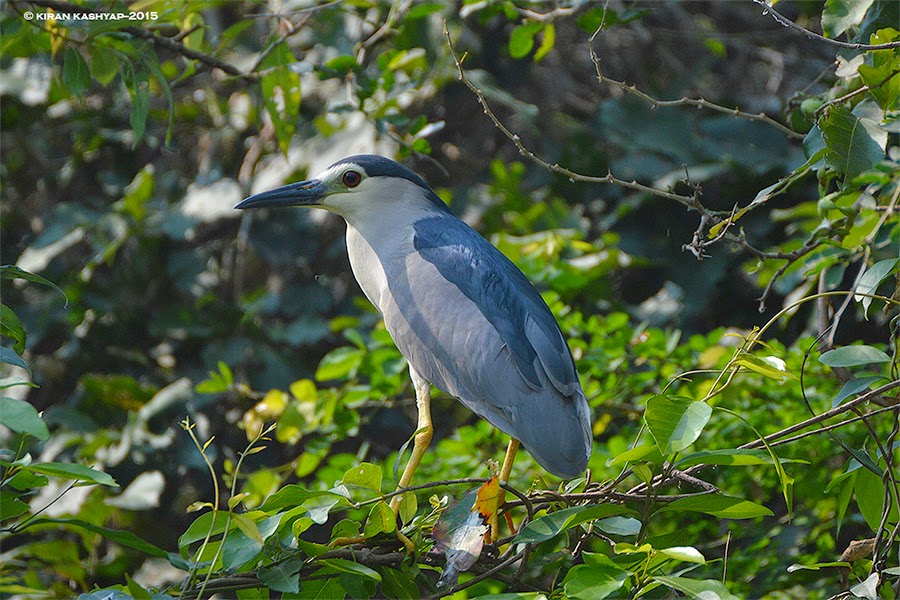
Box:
236, 155, 592, 512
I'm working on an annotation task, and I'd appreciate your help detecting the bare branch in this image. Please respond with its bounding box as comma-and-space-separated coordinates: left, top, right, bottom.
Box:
752, 0, 900, 51
589, 30, 804, 140
443, 23, 701, 211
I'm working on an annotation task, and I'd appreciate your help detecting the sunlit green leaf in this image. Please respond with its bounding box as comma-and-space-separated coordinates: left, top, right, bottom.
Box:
659, 494, 773, 519
318, 558, 382, 581
26, 462, 117, 486
645, 395, 712, 455
342, 462, 382, 493
315, 347, 364, 382
676, 448, 807, 468
363, 501, 395, 537
509, 22, 543, 59
0, 304, 26, 355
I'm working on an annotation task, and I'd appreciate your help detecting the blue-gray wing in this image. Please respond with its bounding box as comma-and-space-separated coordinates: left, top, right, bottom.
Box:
379, 215, 591, 478
413, 217, 581, 397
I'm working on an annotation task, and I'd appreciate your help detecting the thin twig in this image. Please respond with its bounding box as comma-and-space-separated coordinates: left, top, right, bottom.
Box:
752, 0, 900, 51
815, 68, 900, 117
589, 27, 804, 139
444, 24, 700, 211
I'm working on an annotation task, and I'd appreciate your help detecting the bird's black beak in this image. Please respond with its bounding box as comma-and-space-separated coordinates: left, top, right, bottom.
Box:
235, 179, 326, 210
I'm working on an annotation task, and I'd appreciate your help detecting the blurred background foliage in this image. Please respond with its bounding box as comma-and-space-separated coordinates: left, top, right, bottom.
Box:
1, 0, 898, 598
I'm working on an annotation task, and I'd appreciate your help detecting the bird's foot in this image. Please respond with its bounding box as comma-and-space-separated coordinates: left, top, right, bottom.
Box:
396, 530, 416, 554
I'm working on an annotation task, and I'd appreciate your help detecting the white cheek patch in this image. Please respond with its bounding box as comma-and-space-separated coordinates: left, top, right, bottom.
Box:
317, 163, 367, 184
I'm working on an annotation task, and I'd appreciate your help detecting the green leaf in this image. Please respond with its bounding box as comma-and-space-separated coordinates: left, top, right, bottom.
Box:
260, 42, 301, 155
258, 485, 324, 512
89, 46, 120, 86
855, 258, 898, 318
645, 395, 712, 455
595, 516, 641, 536
289, 378, 316, 402
319, 558, 382, 581
676, 449, 807, 469
607, 443, 662, 466
258, 558, 302, 593
0, 304, 26, 354
342, 462, 382, 492
63, 47, 91, 95
509, 22, 543, 59
140, 53, 176, 146
364, 501, 396, 537
820, 345, 891, 367
120, 164, 154, 221
0, 396, 49, 441
563, 559, 628, 600
653, 576, 739, 600
378, 567, 419, 599
514, 504, 634, 544
315, 346, 364, 381
125, 573, 152, 600
127, 64, 150, 144
534, 23, 555, 62
303, 493, 346, 525
787, 561, 851, 572
407, 2, 444, 19
222, 527, 263, 571
659, 546, 706, 564
26, 462, 117, 486
29, 518, 168, 558
822, 0, 875, 39
832, 376, 884, 408
298, 576, 345, 599
324, 54, 359, 74
821, 106, 888, 184
179, 511, 233, 550
659, 494, 773, 519
0, 266, 67, 303
0, 491, 30, 522
855, 467, 899, 531
734, 353, 795, 381
0, 346, 31, 374
232, 512, 263, 544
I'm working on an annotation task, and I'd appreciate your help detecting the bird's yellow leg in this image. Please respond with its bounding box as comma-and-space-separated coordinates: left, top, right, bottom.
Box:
390, 369, 433, 513
492, 438, 520, 542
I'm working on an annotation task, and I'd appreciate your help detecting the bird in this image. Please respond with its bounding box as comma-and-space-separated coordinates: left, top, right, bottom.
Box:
236, 155, 592, 514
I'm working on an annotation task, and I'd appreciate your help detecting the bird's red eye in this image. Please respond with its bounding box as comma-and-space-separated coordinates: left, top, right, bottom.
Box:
342, 171, 362, 188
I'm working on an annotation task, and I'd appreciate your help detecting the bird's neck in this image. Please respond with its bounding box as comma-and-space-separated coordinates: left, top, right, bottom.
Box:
343, 205, 450, 314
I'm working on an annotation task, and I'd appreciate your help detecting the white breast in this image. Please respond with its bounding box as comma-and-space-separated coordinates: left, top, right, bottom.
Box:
345, 224, 391, 312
